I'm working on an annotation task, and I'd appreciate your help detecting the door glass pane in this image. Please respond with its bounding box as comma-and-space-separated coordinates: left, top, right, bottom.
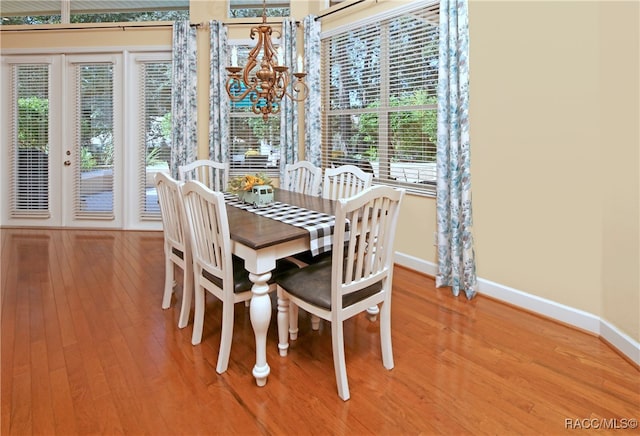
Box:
11, 64, 50, 218
74, 63, 114, 218
140, 62, 172, 220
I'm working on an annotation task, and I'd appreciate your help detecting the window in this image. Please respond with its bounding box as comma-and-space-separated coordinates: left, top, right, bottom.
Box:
0, 1, 188, 25
137, 60, 172, 221
73, 62, 116, 218
228, 45, 281, 178
321, 1, 439, 195
229, 0, 289, 18
9, 64, 51, 217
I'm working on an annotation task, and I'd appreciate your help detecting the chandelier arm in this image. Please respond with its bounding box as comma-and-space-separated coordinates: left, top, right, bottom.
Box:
282, 77, 309, 102
272, 71, 288, 99
226, 76, 256, 102
243, 29, 263, 87
262, 28, 278, 65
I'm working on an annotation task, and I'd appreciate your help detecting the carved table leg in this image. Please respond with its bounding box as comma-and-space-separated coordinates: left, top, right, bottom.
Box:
249, 271, 272, 387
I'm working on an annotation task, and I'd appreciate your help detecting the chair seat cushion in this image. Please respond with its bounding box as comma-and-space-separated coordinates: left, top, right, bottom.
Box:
203, 256, 299, 294
276, 259, 382, 310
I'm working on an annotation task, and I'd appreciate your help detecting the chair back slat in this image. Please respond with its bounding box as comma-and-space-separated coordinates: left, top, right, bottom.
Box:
178, 160, 229, 192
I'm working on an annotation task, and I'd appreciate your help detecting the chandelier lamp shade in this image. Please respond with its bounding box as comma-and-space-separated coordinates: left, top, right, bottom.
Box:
226, 0, 308, 120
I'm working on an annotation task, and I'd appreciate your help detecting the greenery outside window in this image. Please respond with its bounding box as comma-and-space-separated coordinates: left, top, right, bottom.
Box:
0, 1, 188, 25
229, 0, 289, 18
321, 1, 440, 195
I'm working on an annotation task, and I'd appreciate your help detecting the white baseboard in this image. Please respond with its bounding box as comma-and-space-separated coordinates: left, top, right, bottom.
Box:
394, 252, 438, 277
394, 252, 640, 367
599, 318, 640, 366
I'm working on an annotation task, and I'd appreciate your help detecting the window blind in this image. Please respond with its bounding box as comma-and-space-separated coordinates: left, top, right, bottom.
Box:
138, 61, 172, 221
10, 64, 51, 218
73, 63, 115, 219
322, 1, 440, 195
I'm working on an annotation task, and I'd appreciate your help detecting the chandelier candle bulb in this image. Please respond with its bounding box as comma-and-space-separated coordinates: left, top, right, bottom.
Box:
277, 48, 284, 66
231, 46, 238, 67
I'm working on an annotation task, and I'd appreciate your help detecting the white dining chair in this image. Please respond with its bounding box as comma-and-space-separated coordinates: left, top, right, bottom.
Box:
322, 164, 373, 200
178, 159, 229, 192
154, 172, 193, 329
282, 160, 322, 197
276, 185, 405, 401
180, 180, 296, 374
281, 161, 325, 332
320, 164, 379, 324
281, 160, 324, 272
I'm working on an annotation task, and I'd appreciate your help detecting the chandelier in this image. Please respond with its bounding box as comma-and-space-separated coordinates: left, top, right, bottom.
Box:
225, 0, 308, 120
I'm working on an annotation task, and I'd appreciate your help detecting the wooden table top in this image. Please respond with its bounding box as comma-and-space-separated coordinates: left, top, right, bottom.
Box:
226, 189, 336, 250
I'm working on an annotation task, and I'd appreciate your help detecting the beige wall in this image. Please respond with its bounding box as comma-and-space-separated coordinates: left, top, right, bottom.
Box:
597, 1, 640, 344
471, 0, 604, 312
1, 0, 637, 342
0, 24, 172, 48
469, 0, 639, 342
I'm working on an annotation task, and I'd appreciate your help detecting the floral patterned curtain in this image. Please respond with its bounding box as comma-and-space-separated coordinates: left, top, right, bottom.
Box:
279, 19, 299, 180
170, 21, 197, 178
209, 21, 230, 162
436, 0, 478, 299
303, 15, 321, 167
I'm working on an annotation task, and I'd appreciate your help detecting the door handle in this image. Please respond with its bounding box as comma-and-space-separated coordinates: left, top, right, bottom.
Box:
64, 160, 71, 166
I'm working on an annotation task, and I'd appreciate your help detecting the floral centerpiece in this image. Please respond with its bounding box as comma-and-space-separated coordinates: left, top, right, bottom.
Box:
228, 173, 275, 207
228, 173, 273, 193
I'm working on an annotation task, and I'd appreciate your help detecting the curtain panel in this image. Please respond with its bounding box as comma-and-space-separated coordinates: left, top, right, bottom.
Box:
209, 21, 231, 163
436, 0, 478, 299
278, 19, 299, 180
171, 21, 198, 178
303, 15, 322, 168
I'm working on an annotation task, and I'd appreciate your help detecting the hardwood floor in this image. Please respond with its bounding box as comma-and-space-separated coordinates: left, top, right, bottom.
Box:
2, 228, 638, 435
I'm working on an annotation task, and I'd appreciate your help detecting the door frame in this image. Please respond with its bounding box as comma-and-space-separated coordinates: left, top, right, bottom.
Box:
1, 50, 140, 229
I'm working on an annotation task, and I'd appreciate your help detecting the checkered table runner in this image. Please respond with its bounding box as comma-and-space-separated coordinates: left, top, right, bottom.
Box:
224, 193, 339, 256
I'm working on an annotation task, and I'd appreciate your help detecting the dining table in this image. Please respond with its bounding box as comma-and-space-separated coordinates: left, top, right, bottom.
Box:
225, 188, 337, 387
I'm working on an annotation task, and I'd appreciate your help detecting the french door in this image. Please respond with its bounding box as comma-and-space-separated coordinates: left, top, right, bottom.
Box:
2, 53, 127, 228
63, 54, 123, 228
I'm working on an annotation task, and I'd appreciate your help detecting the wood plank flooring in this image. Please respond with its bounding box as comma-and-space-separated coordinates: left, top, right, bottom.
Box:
2, 228, 638, 435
